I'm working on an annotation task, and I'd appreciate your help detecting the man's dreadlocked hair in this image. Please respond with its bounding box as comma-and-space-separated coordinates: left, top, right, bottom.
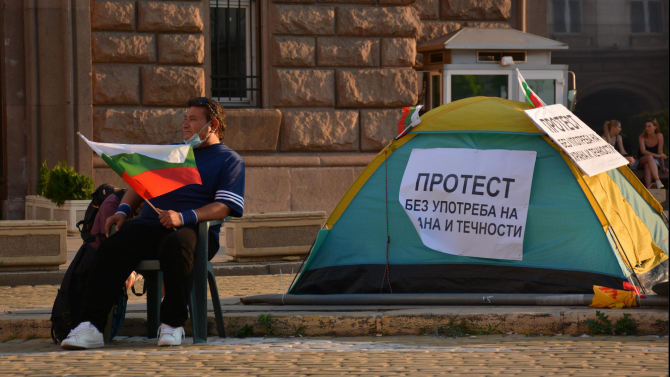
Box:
186, 97, 226, 140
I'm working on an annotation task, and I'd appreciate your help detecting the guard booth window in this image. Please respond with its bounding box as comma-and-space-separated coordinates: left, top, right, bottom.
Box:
451, 75, 508, 102
210, 0, 261, 107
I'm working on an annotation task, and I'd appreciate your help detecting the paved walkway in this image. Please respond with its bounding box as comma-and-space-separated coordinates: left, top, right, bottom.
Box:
0, 274, 291, 309
0, 335, 667, 376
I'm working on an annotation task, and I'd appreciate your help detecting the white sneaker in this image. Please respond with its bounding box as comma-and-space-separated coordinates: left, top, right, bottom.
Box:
655, 180, 664, 189
157, 323, 185, 347
61, 321, 104, 350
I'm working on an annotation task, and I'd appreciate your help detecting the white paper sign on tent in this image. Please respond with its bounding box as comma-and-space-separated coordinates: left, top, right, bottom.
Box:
398, 148, 536, 261
524, 104, 628, 177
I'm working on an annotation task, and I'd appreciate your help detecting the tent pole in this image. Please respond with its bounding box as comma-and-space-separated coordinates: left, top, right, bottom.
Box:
240, 293, 668, 307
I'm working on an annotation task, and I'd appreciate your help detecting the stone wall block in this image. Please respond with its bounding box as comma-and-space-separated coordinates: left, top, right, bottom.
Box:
92, 65, 140, 105
412, 0, 439, 20
225, 109, 282, 152
158, 34, 205, 64
336, 69, 417, 108
244, 168, 291, 214
93, 108, 184, 144
360, 109, 403, 151
141, 67, 205, 106
272, 37, 315, 67
91, 0, 135, 31
272, 69, 334, 107
464, 21, 511, 28
317, 37, 379, 67
272, 5, 335, 35
337, 7, 422, 37
138, 1, 203, 32
290, 168, 356, 215
440, 0, 512, 20
420, 21, 462, 42
316, 0, 375, 3
379, 0, 416, 4
381, 38, 415, 67
91, 33, 155, 63
281, 109, 358, 151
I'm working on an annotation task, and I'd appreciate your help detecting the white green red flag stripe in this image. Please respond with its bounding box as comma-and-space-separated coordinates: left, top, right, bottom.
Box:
79, 134, 202, 200
516, 69, 546, 108
396, 105, 423, 139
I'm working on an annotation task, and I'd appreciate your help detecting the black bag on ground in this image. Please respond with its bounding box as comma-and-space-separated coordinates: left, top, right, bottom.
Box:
51, 184, 128, 344
76, 184, 125, 242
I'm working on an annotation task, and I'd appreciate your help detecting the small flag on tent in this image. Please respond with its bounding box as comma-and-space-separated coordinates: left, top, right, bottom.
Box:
517, 69, 546, 108
396, 105, 423, 139
78, 134, 202, 200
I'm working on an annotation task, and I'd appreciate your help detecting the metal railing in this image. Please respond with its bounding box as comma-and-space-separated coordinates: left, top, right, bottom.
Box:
210, 0, 261, 107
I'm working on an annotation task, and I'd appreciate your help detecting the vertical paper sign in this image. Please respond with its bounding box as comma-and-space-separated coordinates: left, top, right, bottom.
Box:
399, 148, 536, 261
524, 104, 628, 177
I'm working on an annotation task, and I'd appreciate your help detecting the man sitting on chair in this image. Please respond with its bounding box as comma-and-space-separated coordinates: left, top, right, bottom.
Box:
61, 97, 245, 349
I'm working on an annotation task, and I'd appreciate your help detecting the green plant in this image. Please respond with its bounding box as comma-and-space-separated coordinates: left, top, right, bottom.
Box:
439, 317, 503, 337
614, 313, 637, 335
36, 160, 50, 196
235, 324, 254, 338
584, 311, 637, 335
292, 324, 306, 337
258, 313, 275, 335
39, 160, 94, 206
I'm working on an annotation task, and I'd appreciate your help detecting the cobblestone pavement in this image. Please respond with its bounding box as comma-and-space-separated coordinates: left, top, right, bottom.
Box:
0, 335, 667, 376
0, 275, 291, 309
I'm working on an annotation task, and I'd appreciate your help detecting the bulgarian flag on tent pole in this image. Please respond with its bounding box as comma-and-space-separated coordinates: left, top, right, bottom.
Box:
395, 105, 423, 139
78, 133, 202, 209
517, 69, 547, 108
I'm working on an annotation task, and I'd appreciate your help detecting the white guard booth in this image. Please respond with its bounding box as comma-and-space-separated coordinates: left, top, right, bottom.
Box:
417, 27, 571, 111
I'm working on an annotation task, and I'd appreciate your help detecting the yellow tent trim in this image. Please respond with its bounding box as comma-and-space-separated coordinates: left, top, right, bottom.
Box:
589, 172, 668, 274
325, 134, 416, 230
413, 97, 544, 135
616, 165, 665, 216
542, 136, 609, 231
543, 136, 667, 274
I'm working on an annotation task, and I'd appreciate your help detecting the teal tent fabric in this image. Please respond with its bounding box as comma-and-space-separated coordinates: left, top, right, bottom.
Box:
304, 133, 625, 279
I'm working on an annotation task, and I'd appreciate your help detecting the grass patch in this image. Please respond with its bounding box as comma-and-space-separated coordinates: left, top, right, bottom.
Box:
258, 313, 276, 336
234, 324, 254, 338
584, 311, 637, 335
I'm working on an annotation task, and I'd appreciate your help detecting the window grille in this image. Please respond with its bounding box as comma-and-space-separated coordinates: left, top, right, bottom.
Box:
210, 0, 261, 107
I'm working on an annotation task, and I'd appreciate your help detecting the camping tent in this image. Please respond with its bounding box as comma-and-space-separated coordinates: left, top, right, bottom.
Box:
290, 97, 668, 295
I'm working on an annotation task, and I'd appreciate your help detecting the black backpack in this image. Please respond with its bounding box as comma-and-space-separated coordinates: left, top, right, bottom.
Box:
51, 185, 128, 344
76, 184, 125, 242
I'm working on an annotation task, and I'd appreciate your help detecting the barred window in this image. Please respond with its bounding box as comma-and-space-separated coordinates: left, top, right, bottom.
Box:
210, 1, 261, 107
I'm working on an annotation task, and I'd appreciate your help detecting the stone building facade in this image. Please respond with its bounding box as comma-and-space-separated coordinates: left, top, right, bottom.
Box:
547, 0, 669, 136
0, 0, 546, 220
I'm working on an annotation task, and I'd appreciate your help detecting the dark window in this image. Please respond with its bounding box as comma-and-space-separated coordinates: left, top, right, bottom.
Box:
451, 75, 508, 102
477, 51, 526, 63
553, 0, 567, 33
210, 1, 261, 107
568, 0, 582, 33
631, 1, 646, 33
553, 0, 582, 33
631, 0, 664, 34
648, 1, 663, 33
429, 52, 444, 64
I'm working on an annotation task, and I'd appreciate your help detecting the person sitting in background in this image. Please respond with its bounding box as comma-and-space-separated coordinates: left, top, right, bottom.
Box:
602, 120, 635, 166
638, 118, 667, 189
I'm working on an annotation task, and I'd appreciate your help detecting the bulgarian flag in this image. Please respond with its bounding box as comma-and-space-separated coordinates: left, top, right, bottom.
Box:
78, 134, 201, 200
517, 69, 547, 108
396, 105, 423, 139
